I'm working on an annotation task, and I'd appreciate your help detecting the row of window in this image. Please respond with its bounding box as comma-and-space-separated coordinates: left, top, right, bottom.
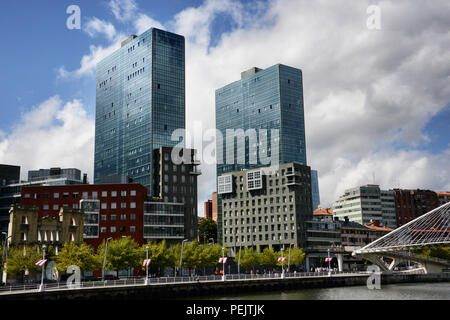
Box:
102, 226, 136, 233
24, 190, 138, 200
224, 233, 295, 243
100, 213, 136, 221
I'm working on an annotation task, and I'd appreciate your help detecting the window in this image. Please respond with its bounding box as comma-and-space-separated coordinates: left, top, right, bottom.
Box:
130, 190, 136, 196
101, 203, 107, 209
110, 226, 116, 233
43, 205, 49, 210
101, 227, 107, 233
120, 214, 127, 221
121, 202, 127, 208
121, 191, 127, 197
53, 204, 59, 211
101, 215, 107, 221
111, 215, 117, 221
130, 202, 136, 209
120, 226, 126, 233
102, 191, 108, 197
92, 192, 98, 199
111, 191, 117, 197
82, 192, 89, 199
111, 202, 117, 209
54, 193, 59, 199
130, 226, 136, 233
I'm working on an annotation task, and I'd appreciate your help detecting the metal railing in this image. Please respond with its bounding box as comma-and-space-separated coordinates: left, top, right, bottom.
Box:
0, 271, 371, 295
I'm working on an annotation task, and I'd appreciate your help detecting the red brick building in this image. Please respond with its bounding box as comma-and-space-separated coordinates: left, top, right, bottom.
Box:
204, 200, 213, 220
20, 183, 148, 249
393, 189, 439, 227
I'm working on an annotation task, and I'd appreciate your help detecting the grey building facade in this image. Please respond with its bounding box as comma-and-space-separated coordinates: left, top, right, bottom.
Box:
219, 162, 313, 254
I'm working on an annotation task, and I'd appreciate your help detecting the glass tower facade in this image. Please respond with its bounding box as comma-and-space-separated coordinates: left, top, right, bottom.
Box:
311, 170, 320, 210
215, 64, 307, 243
94, 28, 185, 194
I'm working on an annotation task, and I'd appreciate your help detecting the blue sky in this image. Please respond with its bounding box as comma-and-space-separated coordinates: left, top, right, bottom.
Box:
0, 0, 449, 210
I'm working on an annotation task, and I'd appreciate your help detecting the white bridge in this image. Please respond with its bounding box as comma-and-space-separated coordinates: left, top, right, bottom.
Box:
353, 201, 450, 273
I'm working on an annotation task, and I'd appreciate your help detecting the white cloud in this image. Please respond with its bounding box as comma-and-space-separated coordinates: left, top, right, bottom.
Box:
85, 17, 117, 41
51, 0, 450, 215
0, 96, 95, 182
109, 0, 138, 22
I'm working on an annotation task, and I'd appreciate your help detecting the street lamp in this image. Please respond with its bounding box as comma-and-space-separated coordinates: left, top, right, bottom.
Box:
222, 247, 226, 281
287, 243, 293, 274
145, 245, 149, 286
1, 232, 11, 285
38, 245, 47, 292
102, 237, 112, 282
327, 248, 331, 277
179, 239, 188, 277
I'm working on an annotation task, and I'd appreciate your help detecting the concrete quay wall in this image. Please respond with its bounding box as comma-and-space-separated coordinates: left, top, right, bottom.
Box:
2, 273, 449, 300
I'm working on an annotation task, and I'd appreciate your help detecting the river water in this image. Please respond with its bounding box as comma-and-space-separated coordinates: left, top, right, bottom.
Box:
197, 282, 450, 300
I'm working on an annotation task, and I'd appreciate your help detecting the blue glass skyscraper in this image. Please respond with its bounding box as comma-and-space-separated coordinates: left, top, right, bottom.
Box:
94, 28, 185, 194
311, 170, 320, 210
215, 64, 308, 242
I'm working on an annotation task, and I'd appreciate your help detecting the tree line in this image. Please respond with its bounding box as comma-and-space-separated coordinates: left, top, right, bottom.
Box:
1, 237, 306, 281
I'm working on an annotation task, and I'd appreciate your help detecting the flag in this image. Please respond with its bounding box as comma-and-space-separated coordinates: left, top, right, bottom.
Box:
219, 257, 228, 263
325, 257, 333, 262
143, 259, 151, 267
35, 259, 47, 267
278, 257, 287, 262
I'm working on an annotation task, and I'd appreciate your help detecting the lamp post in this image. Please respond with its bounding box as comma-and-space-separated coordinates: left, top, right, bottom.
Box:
179, 239, 188, 277
327, 248, 331, 277
281, 245, 285, 279
1, 232, 11, 285
222, 247, 226, 281
287, 243, 293, 273
38, 245, 46, 292
102, 237, 112, 282
145, 245, 150, 286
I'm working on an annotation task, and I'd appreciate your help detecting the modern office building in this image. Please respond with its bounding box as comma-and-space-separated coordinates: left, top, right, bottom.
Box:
0, 165, 21, 235
215, 64, 308, 243
28, 168, 82, 182
0, 164, 20, 186
150, 147, 200, 241
94, 28, 186, 195
311, 170, 320, 210
332, 185, 397, 228
218, 162, 313, 254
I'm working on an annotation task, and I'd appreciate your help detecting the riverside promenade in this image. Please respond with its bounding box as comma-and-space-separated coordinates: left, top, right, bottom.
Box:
1, 272, 449, 300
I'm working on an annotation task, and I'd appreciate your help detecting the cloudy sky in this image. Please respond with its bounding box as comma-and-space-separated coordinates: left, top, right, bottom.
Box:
0, 0, 449, 215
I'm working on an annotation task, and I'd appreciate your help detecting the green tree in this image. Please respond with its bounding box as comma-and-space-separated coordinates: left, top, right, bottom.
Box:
418, 247, 450, 261
198, 219, 217, 244
182, 241, 201, 275
288, 248, 305, 266
259, 247, 278, 267
197, 244, 225, 275
55, 242, 101, 275
239, 247, 260, 272
5, 245, 42, 282
97, 237, 142, 276
142, 240, 171, 273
